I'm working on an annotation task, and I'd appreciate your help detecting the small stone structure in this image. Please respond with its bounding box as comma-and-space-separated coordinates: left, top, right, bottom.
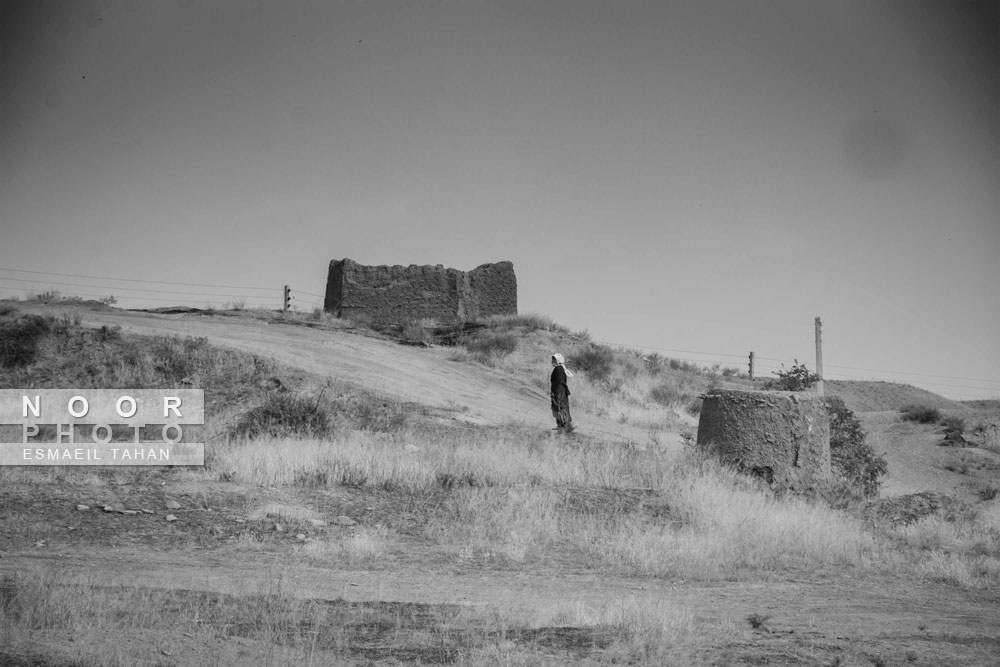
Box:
324, 258, 517, 323
696, 389, 830, 490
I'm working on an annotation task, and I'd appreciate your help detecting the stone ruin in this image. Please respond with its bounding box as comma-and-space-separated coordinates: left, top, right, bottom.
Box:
696, 388, 830, 490
323, 258, 517, 323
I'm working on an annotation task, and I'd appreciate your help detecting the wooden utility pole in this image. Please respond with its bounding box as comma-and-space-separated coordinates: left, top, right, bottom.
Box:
815, 317, 824, 396
749, 351, 755, 380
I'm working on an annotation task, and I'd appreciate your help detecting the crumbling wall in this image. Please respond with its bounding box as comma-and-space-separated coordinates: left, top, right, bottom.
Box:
324, 258, 517, 322
696, 389, 830, 490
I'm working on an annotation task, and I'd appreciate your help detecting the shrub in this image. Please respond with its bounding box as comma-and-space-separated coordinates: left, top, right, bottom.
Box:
573, 343, 615, 381
900, 404, 941, 424
825, 396, 887, 498
686, 397, 703, 416
649, 380, 696, 408
462, 332, 517, 356
230, 392, 330, 439
940, 416, 966, 435
977, 484, 998, 502
484, 312, 559, 332
764, 360, 819, 391
0, 314, 51, 368
401, 320, 432, 345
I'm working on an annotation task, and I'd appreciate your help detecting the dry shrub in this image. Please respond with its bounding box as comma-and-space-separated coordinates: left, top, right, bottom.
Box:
900, 404, 940, 424
573, 343, 615, 381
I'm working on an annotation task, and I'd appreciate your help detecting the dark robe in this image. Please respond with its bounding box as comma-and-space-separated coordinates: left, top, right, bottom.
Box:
550, 365, 573, 429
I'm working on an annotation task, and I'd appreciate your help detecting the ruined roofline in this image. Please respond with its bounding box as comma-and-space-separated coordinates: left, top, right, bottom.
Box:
330, 258, 514, 272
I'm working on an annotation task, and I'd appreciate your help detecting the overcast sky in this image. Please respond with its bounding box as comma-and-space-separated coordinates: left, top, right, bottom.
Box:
1, 0, 998, 399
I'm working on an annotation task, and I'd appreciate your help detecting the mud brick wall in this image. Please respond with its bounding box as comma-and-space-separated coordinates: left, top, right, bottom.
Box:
696, 389, 830, 491
324, 258, 517, 323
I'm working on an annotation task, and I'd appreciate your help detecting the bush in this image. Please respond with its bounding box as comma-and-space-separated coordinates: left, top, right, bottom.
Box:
573, 343, 615, 381
649, 382, 685, 407
825, 396, 887, 498
0, 315, 51, 368
764, 360, 820, 391
978, 484, 998, 502
686, 397, 703, 416
462, 332, 518, 356
940, 416, 966, 435
401, 320, 432, 345
900, 404, 940, 424
484, 312, 561, 332
230, 393, 330, 439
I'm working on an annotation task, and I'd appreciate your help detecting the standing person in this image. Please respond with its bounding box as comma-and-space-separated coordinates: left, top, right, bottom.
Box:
550, 353, 575, 432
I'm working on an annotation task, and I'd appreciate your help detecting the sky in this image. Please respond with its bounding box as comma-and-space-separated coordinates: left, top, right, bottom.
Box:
1, 0, 998, 400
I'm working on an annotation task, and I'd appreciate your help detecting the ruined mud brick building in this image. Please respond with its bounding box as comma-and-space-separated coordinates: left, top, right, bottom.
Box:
324, 258, 517, 323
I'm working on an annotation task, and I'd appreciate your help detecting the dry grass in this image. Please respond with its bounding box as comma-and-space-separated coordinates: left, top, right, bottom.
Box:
207, 430, 877, 578
887, 510, 1000, 588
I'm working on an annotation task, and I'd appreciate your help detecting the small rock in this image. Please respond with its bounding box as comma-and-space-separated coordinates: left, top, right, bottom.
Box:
141, 509, 155, 515
76, 504, 89, 511
296, 533, 306, 541
102, 505, 116, 512
165, 514, 177, 522
164, 500, 181, 510
121, 510, 139, 516
274, 523, 285, 533
308, 519, 326, 528
332, 515, 356, 527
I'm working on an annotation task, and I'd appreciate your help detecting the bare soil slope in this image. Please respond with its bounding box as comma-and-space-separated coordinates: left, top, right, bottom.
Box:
826, 379, 967, 413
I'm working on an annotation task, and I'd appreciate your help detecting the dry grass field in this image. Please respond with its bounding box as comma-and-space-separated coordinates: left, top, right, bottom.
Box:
1, 300, 998, 666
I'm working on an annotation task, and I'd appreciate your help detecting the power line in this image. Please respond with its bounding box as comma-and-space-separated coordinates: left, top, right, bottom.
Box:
0, 287, 272, 304
0, 276, 278, 299
594, 336, 998, 396
823, 362, 1000, 386
292, 289, 325, 299
0, 267, 275, 291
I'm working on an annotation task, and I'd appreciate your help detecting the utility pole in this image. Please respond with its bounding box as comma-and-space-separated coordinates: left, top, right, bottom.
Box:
815, 317, 824, 396
283, 285, 291, 312
749, 351, 755, 380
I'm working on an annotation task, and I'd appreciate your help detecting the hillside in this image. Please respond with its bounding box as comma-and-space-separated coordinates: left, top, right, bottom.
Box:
5, 302, 686, 448
825, 379, 967, 413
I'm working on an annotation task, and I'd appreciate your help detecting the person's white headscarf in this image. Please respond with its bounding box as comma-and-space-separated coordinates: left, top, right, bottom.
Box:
551, 353, 574, 377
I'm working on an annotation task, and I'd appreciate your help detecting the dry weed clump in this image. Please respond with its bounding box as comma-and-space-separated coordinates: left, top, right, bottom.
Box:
583, 456, 875, 578
900, 404, 941, 424
882, 509, 1000, 588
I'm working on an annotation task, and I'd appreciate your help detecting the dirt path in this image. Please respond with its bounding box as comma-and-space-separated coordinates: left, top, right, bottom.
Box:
2, 548, 998, 665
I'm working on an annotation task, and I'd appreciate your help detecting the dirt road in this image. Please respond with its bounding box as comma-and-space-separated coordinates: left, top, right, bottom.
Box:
2, 546, 998, 666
